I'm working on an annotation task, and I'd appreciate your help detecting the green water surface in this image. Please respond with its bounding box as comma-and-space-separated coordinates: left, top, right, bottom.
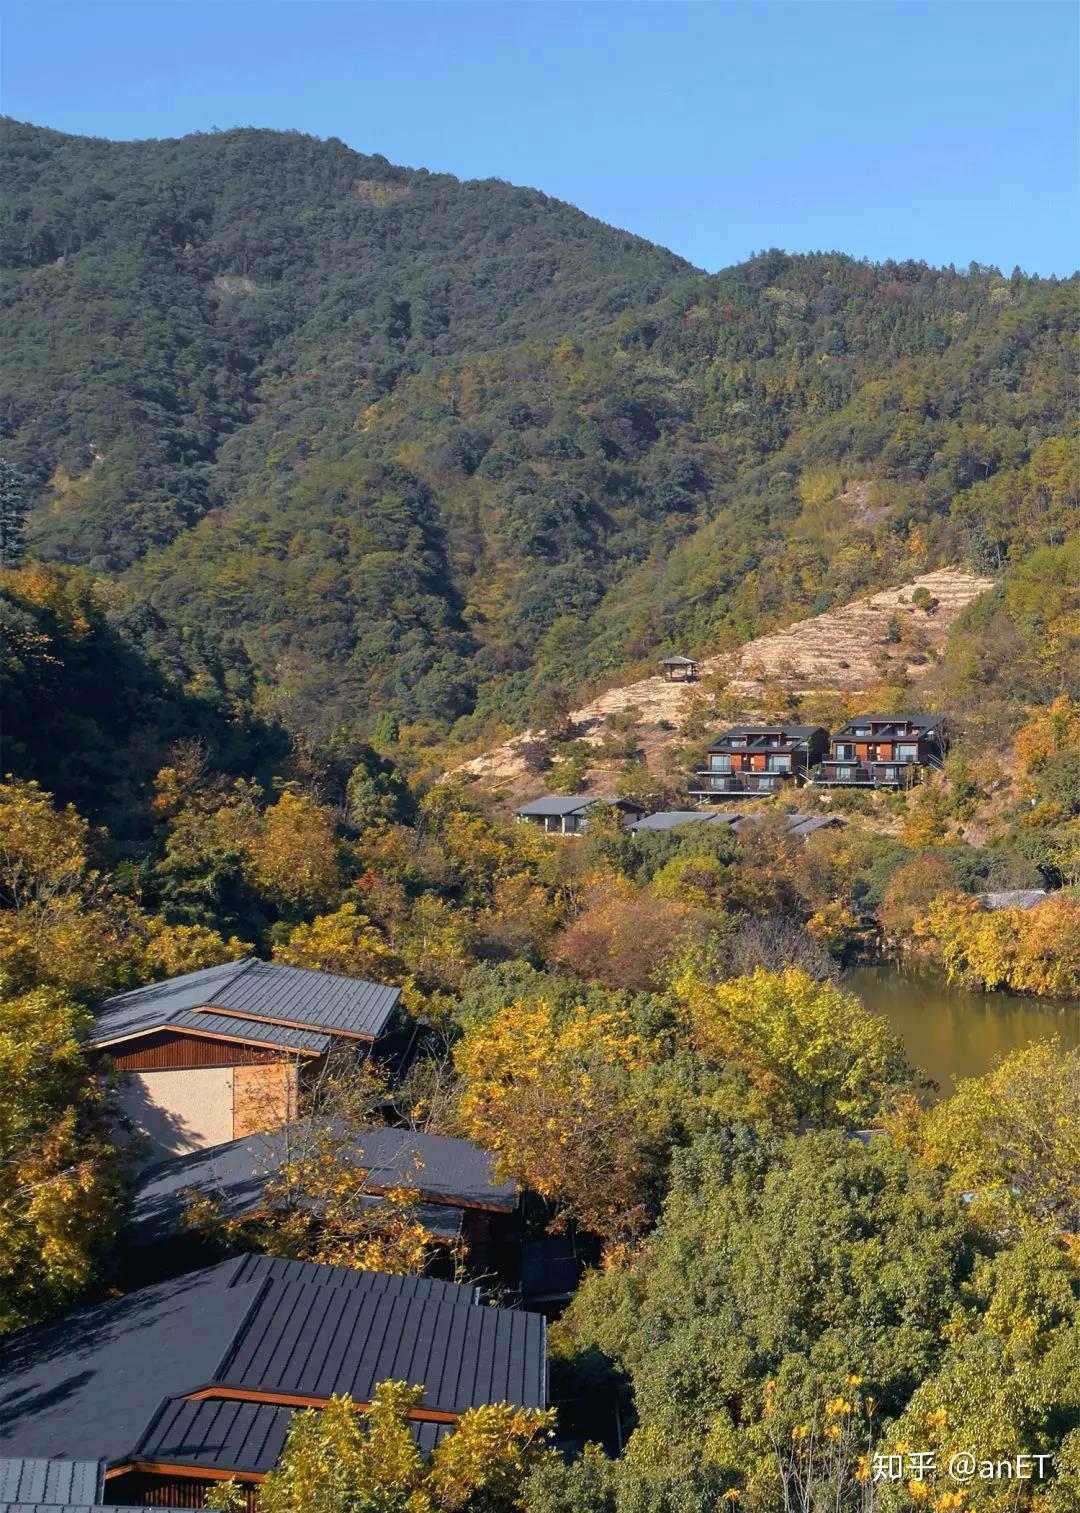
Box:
846, 963, 1079, 1094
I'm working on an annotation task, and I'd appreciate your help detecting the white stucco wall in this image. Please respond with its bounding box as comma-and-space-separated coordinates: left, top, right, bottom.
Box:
116, 1067, 236, 1156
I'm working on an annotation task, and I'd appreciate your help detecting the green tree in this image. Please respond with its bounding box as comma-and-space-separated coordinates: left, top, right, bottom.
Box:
0, 458, 31, 567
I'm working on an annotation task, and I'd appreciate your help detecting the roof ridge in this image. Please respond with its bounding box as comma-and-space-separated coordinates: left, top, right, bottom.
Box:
206, 1265, 275, 1386
127, 1396, 178, 1460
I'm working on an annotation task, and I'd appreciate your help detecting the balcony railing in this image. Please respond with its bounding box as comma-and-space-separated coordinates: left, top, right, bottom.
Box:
689, 771, 787, 796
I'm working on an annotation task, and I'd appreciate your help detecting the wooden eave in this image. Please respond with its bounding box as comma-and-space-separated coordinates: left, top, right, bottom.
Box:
93, 1023, 323, 1058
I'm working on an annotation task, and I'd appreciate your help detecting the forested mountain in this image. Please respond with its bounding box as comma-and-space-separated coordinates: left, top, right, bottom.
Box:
2, 119, 1077, 762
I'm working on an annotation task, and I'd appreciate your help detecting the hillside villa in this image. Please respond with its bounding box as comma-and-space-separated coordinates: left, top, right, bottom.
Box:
812, 714, 948, 788
688, 725, 830, 801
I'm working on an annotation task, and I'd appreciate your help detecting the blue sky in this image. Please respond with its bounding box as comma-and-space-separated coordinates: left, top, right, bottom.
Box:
2, 1, 1077, 275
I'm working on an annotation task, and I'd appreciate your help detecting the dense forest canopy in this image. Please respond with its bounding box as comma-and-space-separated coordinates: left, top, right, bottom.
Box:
2, 119, 1076, 762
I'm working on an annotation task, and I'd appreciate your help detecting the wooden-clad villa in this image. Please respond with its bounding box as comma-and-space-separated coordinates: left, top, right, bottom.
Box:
812, 714, 947, 788
688, 725, 829, 801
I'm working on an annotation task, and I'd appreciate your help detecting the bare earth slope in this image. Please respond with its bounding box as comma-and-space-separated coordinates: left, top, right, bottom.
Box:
455, 569, 994, 799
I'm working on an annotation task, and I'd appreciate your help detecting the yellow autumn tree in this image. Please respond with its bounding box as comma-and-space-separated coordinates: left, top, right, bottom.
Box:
456, 998, 651, 1241
897, 1040, 1080, 1232
246, 786, 342, 911
915, 893, 1080, 998
273, 902, 407, 984
671, 966, 910, 1128
213, 1385, 555, 1513
0, 777, 147, 997
0, 982, 124, 1329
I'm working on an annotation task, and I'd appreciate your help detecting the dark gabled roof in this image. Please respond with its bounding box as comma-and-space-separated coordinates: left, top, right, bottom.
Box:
730, 813, 842, 839
0, 1505, 187, 1512
707, 724, 825, 749
0, 1256, 542, 1476
344, 1126, 518, 1210
131, 1398, 292, 1479
0, 1263, 257, 1463
628, 810, 740, 833
214, 1277, 546, 1416
96, 1007, 330, 1056
126, 1395, 451, 1482
514, 794, 646, 818
92, 960, 401, 1050
128, 1123, 516, 1246
0, 1465, 102, 1506
228, 1253, 478, 1304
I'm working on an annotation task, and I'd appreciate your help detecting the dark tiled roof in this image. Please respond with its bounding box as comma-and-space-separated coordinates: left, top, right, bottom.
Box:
93, 961, 401, 1049
0, 1464, 102, 1505
0, 1257, 542, 1478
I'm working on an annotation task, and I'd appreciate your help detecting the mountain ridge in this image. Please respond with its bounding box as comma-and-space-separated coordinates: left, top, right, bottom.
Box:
2, 120, 1076, 760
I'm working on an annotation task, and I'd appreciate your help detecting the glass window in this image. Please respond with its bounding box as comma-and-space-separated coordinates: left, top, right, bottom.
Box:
897, 744, 917, 761
710, 755, 732, 772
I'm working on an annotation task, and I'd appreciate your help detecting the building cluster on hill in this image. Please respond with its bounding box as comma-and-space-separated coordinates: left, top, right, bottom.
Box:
0, 960, 563, 1511
513, 715, 948, 835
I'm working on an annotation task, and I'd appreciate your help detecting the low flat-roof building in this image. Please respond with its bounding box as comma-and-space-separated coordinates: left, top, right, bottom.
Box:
513, 794, 647, 836
0, 1255, 546, 1509
628, 809, 840, 841
93, 961, 403, 1159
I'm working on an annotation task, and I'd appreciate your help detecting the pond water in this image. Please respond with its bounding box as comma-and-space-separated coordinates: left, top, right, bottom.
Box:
846, 963, 1079, 1094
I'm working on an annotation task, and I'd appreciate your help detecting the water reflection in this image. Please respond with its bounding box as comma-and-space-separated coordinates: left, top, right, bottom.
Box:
846, 964, 1079, 1094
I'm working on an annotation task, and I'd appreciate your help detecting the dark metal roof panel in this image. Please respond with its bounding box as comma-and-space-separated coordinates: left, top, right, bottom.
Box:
126, 1398, 451, 1477
0, 1506, 188, 1512
93, 1006, 329, 1055
629, 810, 739, 832
129, 1123, 515, 1246
228, 1253, 478, 1306
217, 1287, 546, 1415
127, 1131, 471, 1246
0, 1262, 259, 1463
513, 796, 593, 817
0, 1464, 103, 1504
211, 960, 400, 1039
133, 1397, 293, 1477
93, 960, 399, 1046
